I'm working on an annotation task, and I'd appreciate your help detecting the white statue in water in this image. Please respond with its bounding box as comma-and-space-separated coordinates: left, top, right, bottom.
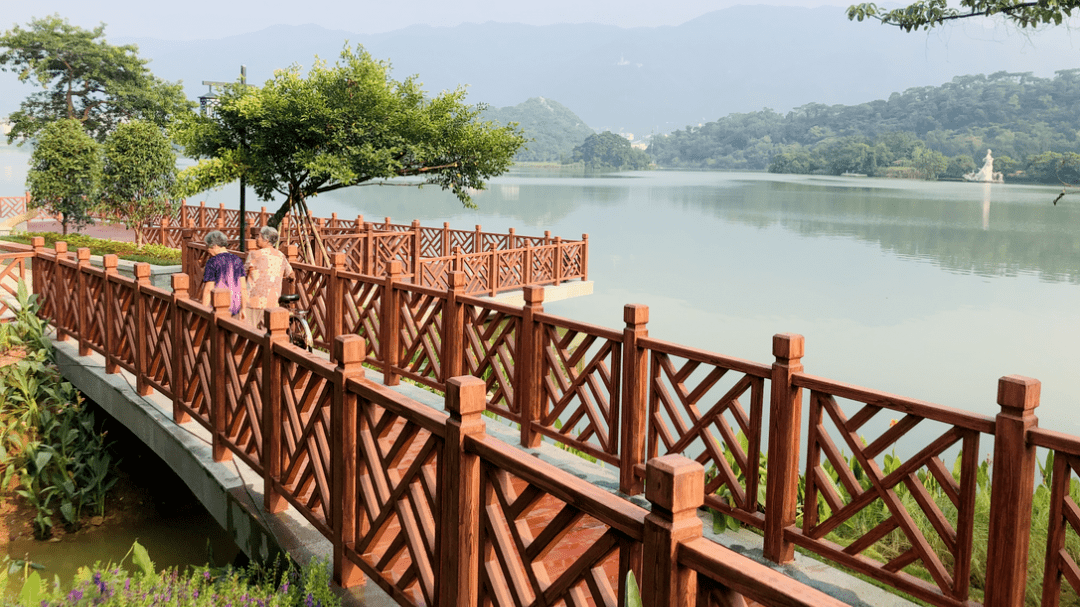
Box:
964, 149, 1004, 183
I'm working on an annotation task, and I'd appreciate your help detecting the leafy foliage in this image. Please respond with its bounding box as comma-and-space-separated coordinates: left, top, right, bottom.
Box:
847, 0, 1080, 31
0, 15, 194, 143
482, 97, 596, 162
1, 233, 181, 265
0, 281, 117, 539
101, 121, 179, 246
173, 44, 525, 225
25, 119, 101, 235
570, 131, 651, 170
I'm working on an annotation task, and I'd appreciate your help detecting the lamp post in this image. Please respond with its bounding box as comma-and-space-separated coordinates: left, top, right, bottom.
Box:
201, 65, 250, 251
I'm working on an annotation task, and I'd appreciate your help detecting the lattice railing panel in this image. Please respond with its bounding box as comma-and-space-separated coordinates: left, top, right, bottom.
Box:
36, 256, 60, 324
647, 348, 768, 528
372, 233, 413, 276
561, 242, 585, 278
496, 250, 524, 291
294, 266, 330, 349
464, 305, 520, 420
479, 462, 628, 607
396, 290, 445, 389
419, 228, 444, 258
449, 231, 474, 254
350, 400, 442, 606
457, 252, 491, 294
107, 277, 138, 374
279, 358, 334, 534
0, 255, 28, 319
480, 233, 509, 252
221, 328, 265, 473
531, 248, 555, 283
142, 290, 174, 398
1040, 451, 1080, 606
802, 391, 981, 604
417, 258, 451, 290
82, 270, 107, 355
538, 322, 621, 465
177, 307, 213, 429
341, 277, 382, 364
0, 196, 27, 219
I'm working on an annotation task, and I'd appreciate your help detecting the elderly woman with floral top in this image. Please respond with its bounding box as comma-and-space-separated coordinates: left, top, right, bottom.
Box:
244, 226, 294, 329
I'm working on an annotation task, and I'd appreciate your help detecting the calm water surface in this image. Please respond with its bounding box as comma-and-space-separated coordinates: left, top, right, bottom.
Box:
4, 147, 1078, 441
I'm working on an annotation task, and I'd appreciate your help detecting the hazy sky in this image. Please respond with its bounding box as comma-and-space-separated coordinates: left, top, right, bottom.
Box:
7, 0, 862, 40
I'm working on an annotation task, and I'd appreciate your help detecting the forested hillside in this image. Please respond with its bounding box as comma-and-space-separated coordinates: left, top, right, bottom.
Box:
647, 70, 1080, 182
482, 98, 595, 162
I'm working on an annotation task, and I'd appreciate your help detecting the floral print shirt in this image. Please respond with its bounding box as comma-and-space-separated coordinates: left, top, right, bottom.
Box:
245, 247, 294, 310
202, 252, 246, 315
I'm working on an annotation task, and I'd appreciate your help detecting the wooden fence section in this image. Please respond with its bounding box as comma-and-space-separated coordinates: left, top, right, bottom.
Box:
21, 238, 846, 607
15, 236, 1080, 606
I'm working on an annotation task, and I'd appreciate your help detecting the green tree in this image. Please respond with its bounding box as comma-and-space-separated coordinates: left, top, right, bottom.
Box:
25, 119, 101, 234
848, 0, 1078, 30
944, 154, 977, 179
912, 146, 949, 180
0, 15, 195, 143
173, 45, 525, 227
571, 131, 651, 170
101, 120, 178, 246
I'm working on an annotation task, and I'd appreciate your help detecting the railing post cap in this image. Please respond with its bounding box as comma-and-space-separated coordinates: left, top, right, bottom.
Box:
211, 288, 230, 313
171, 273, 190, 290
331, 252, 346, 268
54, 241, 68, 254
449, 271, 466, 290
30, 236, 44, 248
773, 333, 805, 360
266, 307, 289, 332
523, 285, 545, 305
134, 262, 151, 279
103, 254, 119, 269
645, 455, 704, 513
997, 375, 1041, 412
334, 334, 366, 365
388, 260, 402, 275
77, 247, 91, 261
624, 304, 648, 326
446, 376, 487, 417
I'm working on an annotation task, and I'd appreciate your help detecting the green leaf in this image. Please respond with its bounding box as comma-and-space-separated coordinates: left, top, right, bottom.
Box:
625, 570, 643, 607
19, 570, 41, 606
132, 540, 155, 578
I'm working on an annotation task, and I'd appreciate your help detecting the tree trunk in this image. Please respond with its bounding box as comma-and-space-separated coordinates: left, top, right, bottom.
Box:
267, 194, 296, 229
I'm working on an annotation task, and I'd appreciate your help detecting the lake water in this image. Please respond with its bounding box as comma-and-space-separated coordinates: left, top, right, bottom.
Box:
4, 146, 1078, 439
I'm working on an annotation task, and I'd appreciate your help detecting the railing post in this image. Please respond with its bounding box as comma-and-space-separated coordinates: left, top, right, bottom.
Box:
159, 216, 169, 247
488, 245, 497, 296
442, 222, 450, 257
764, 333, 804, 564
171, 274, 191, 423
474, 224, 482, 254
103, 255, 119, 374
365, 223, 375, 275
642, 455, 704, 607
554, 236, 563, 285
984, 375, 1040, 607
30, 237, 44, 313
260, 207, 268, 227
198, 201, 206, 228
332, 335, 366, 588
134, 263, 152, 396
54, 242, 70, 341
620, 304, 649, 495
438, 376, 487, 607
443, 271, 466, 381
328, 252, 345, 355
519, 285, 544, 448
582, 233, 589, 281
411, 219, 422, 275
508, 227, 516, 250
381, 260, 402, 386
77, 248, 91, 356
263, 308, 289, 513
524, 243, 533, 286
210, 288, 232, 462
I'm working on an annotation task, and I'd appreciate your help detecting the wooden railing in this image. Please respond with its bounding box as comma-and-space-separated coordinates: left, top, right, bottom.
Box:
17, 237, 845, 607
10, 236, 1080, 606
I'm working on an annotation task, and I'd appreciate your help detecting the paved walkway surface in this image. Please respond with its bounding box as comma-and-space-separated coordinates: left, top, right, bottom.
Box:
22, 218, 139, 241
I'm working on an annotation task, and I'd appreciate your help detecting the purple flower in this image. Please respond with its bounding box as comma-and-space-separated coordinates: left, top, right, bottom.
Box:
67, 589, 83, 602
124, 579, 130, 592
204, 571, 211, 580
280, 582, 289, 593
193, 590, 199, 599
305, 592, 314, 607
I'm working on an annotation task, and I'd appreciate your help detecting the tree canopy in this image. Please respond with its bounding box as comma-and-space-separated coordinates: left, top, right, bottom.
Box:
26, 119, 102, 234
102, 120, 178, 245
847, 0, 1079, 31
173, 45, 526, 226
570, 132, 651, 171
0, 15, 194, 143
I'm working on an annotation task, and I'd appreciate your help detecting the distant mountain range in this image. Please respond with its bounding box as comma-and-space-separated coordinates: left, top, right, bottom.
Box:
482, 97, 596, 161
3, 6, 1079, 137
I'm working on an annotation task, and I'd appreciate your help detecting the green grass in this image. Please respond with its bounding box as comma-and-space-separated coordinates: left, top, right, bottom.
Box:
1, 233, 180, 265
